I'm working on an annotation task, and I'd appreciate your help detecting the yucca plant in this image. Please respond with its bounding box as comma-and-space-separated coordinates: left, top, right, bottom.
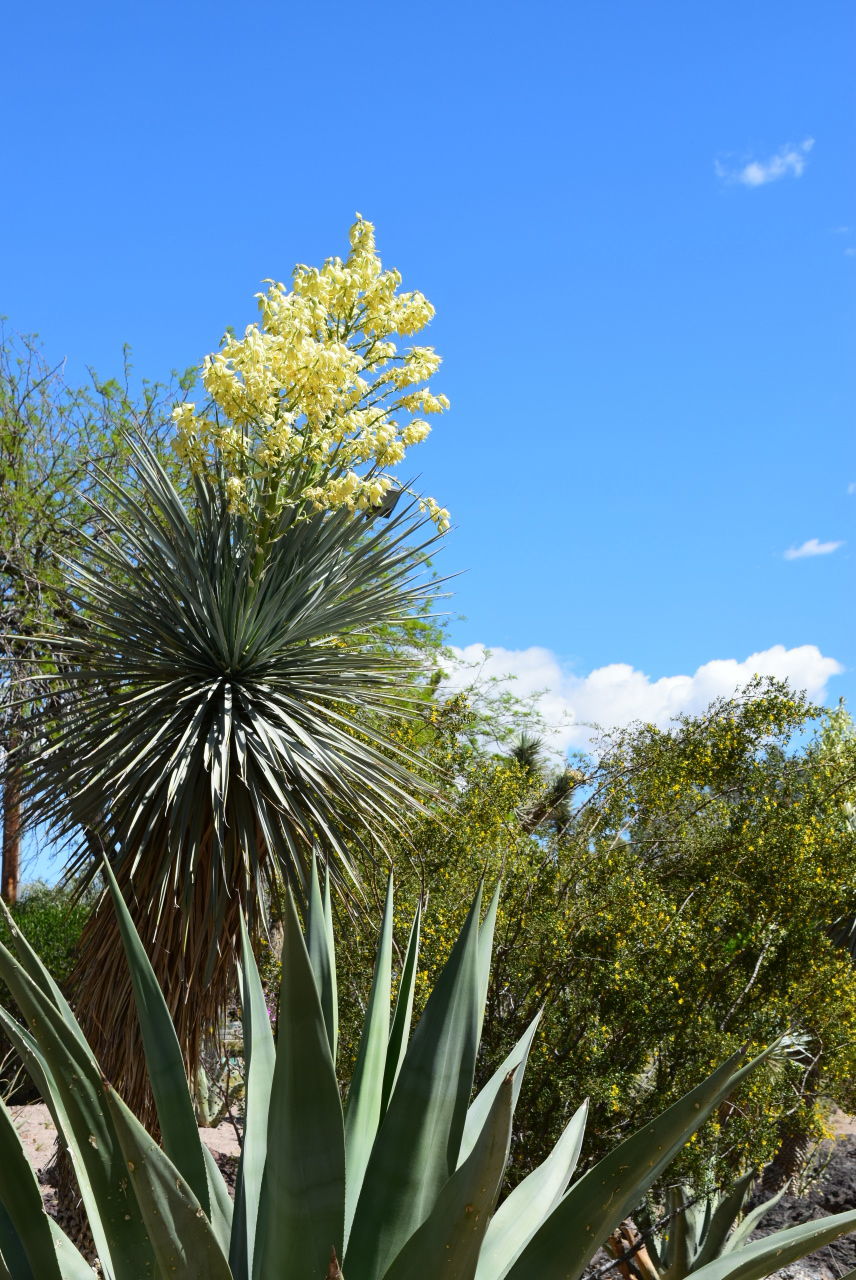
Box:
15, 435, 439, 1119
0, 862, 854, 1280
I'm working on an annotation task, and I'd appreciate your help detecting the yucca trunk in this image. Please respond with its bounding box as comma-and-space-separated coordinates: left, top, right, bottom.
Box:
73, 886, 240, 1131
72, 807, 279, 1129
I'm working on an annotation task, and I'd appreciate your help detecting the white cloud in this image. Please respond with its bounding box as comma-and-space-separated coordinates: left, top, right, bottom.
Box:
848, 482, 856, 495
716, 138, 814, 187
442, 643, 843, 754
784, 537, 844, 560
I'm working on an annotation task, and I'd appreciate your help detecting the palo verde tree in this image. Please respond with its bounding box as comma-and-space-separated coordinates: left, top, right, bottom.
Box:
17, 217, 452, 1123
329, 678, 856, 1191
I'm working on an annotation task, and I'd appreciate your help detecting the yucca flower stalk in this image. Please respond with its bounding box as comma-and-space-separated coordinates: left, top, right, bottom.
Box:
15, 435, 441, 1121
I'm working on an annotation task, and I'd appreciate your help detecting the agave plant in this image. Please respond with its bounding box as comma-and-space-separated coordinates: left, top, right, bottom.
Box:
633, 1176, 786, 1280
15, 435, 439, 1118
0, 863, 853, 1279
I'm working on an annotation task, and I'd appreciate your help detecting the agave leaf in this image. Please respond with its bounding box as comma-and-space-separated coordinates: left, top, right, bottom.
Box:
381, 1070, 516, 1280
458, 1010, 543, 1167
0, 939, 154, 1279
344, 876, 394, 1244
663, 1185, 694, 1280
202, 1145, 234, 1259
688, 1209, 856, 1280
637, 1200, 664, 1274
476, 884, 500, 1041
692, 1172, 756, 1270
100, 854, 211, 1215
345, 889, 483, 1280
0, 1204, 29, 1280
102, 1083, 232, 1279
308, 857, 338, 1062
475, 1099, 589, 1280
323, 866, 340, 1055
380, 898, 422, 1115
230, 912, 276, 1280
253, 891, 345, 1280
722, 1186, 787, 1256
47, 1223, 99, 1279
506, 1048, 771, 1280
0, 1095, 62, 1280
0, 1003, 114, 1270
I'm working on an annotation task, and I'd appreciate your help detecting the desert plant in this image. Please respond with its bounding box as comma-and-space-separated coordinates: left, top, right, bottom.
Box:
16, 433, 441, 1122
0, 864, 854, 1278
634, 1175, 786, 1280
336, 682, 856, 1186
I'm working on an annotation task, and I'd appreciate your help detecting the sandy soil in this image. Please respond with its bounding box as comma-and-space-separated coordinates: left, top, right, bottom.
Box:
10, 1101, 241, 1173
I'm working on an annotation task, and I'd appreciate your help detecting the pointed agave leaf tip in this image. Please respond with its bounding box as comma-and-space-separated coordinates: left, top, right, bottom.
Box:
327, 1246, 345, 1279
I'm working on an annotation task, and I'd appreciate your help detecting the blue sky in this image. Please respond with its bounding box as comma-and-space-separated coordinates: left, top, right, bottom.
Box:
2, 1, 854, 793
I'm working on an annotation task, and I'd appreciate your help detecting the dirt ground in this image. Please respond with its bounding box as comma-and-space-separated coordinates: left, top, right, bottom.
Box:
10, 1102, 241, 1220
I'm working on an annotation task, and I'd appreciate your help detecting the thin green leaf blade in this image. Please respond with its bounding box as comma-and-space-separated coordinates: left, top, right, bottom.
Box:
689, 1210, 856, 1280
230, 913, 276, 1280
475, 1100, 588, 1280
323, 866, 339, 1060
476, 884, 500, 1043
0, 940, 155, 1279
345, 889, 483, 1280
47, 1223, 99, 1280
664, 1186, 693, 1280
100, 855, 210, 1215
0, 1096, 62, 1280
380, 898, 422, 1115
381, 1070, 516, 1280
724, 1186, 787, 1255
693, 1172, 756, 1268
506, 1048, 772, 1280
253, 891, 345, 1280
202, 1145, 234, 1259
344, 876, 394, 1244
103, 1083, 232, 1280
308, 857, 338, 1062
458, 1011, 542, 1168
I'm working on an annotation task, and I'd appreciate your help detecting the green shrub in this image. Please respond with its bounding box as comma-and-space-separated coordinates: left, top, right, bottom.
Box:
0, 883, 91, 988
0, 882, 91, 1098
331, 680, 856, 1189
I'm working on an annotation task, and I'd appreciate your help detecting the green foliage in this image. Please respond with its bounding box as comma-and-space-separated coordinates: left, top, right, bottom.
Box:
0, 325, 191, 906
0, 325, 188, 650
0, 859, 854, 1278
331, 679, 856, 1189
0, 885, 91, 990
0, 883, 91, 1093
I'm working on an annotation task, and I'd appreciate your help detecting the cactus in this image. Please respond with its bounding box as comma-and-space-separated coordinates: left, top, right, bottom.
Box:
0, 863, 852, 1279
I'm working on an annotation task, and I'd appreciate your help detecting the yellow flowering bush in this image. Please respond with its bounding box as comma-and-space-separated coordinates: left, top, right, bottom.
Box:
172, 216, 450, 529
321, 680, 856, 1192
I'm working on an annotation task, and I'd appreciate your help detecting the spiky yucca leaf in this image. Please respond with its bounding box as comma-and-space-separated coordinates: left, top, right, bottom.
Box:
16, 434, 441, 1118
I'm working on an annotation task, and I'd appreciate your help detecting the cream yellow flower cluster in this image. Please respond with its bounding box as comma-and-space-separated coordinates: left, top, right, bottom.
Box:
172, 216, 450, 531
